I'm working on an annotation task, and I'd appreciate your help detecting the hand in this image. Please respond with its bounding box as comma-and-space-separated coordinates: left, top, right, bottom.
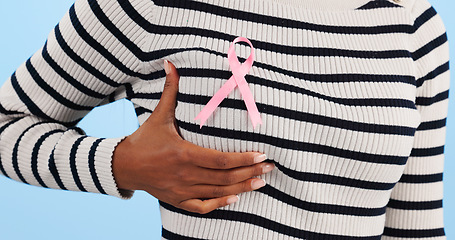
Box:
112, 60, 274, 214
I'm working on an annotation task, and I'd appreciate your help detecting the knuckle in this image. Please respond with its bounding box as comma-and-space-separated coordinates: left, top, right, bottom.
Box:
222, 172, 237, 185
242, 180, 253, 192
175, 169, 191, 183
170, 186, 186, 198
212, 186, 225, 197
255, 164, 265, 175
169, 146, 191, 166
176, 144, 192, 163
163, 79, 174, 89
214, 154, 229, 169
173, 146, 186, 161
242, 155, 252, 166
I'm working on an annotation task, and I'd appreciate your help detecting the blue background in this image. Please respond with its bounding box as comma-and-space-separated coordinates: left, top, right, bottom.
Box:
0, 1, 453, 239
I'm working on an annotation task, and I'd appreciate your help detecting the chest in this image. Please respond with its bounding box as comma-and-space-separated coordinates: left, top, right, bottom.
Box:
132, 1, 420, 186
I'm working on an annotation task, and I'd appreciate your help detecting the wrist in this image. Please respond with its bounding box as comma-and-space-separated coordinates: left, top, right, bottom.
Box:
112, 137, 136, 192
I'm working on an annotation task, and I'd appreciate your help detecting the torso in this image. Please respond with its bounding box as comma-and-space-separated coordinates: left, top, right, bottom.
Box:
127, 0, 420, 238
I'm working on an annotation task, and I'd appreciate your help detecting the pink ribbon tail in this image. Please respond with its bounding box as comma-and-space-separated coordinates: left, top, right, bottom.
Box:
194, 76, 237, 128
194, 37, 262, 129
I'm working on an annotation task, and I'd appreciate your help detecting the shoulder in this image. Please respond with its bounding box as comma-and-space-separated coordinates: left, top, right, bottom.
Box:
400, 0, 445, 29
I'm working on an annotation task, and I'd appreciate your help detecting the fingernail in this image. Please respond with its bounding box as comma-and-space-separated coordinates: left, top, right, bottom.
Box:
262, 163, 275, 174
251, 179, 266, 190
164, 60, 171, 75
227, 195, 239, 205
253, 154, 267, 163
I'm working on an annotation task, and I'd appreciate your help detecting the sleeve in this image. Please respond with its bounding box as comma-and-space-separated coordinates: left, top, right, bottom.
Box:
0, 0, 153, 199
382, 0, 450, 239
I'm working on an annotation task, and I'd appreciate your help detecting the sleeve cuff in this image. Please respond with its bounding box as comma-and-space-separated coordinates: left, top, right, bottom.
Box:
92, 136, 134, 199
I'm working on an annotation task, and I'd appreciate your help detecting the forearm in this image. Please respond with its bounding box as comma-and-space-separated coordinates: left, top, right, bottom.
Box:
0, 112, 129, 197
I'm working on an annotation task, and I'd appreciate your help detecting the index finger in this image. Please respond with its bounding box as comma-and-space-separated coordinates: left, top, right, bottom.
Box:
184, 141, 267, 169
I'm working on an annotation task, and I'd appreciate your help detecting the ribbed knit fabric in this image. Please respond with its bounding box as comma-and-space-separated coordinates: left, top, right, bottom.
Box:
0, 0, 449, 239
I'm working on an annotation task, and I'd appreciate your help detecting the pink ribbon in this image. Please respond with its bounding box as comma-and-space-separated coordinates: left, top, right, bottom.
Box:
195, 37, 262, 129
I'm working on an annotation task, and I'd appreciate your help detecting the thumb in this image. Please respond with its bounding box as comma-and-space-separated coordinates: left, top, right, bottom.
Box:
154, 60, 180, 122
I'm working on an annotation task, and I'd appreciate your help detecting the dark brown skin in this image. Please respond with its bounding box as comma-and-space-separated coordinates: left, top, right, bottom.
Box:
112, 60, 274, 214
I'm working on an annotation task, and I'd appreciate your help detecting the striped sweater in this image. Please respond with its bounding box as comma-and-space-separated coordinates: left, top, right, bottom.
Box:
0, 0, 449, 239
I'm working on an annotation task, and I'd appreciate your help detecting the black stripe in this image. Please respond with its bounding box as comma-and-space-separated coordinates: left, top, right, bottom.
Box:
114, 0, 161, 59
25, 59, 92, 111
399, 173, 443, 184
383, 227, 445, 238
240, 56, 413, 85
135, 91, 416, 137
31, 129, 64, 188
162, 227, 205, 240
178, 93, 415, 136
119, 1, 413, 59
42, 42, 106, 99
357, 0, 402, 10
160, 202, 382, 240
152, 0, 412, 34
259, 184, 386, 216
415, 62, 449, 88
410, 146, 444, 157
108, 92, 116, 103
12, 121, 52, 184
177, 120, 409, 165
0, 102, 22, 115
412, 33, 448, 61
88, 0, 146, 60
70, 136, 89, 192
68, 5, 144, 78
274, 161, 395, 190
0, 118, 22, 178
0, 118, 22, 136
135, 90, 416, 136
69, 126, 86, 135
141, 47, 416, 85
48, 147, 67, 190
89, 138, 107, 194
0, 158, 8, 178
413, 7, 438, 32
148, 26, 411, 59
387, 199, 442, 210
11, 72, 56, 123
415, 90, 449, 106
417, 118, 446, 131
10, 72, 80, 127
54, 24, 121, 88
134, 106, 151, 116
124, 83, 135, 99
178, 68, 417, 108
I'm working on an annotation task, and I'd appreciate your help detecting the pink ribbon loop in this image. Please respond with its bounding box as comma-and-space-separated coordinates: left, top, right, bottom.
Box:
195, 37, 263, 129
